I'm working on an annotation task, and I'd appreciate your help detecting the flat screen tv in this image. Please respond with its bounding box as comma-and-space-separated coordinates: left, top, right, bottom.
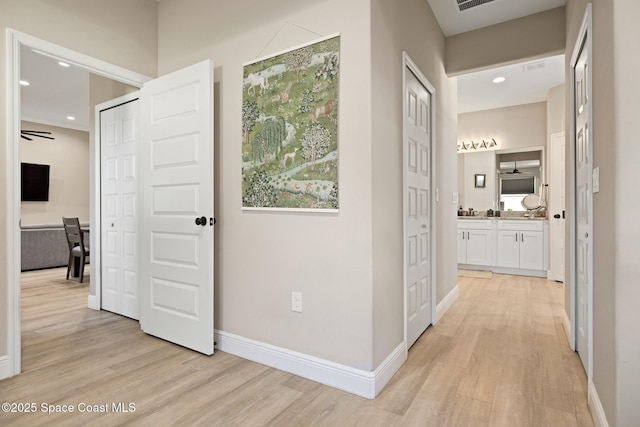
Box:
21, 162, 50, 202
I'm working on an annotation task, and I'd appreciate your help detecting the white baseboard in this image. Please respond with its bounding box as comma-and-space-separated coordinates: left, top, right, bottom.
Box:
214, 330, 407, 399
87, 294, 99, 310
0, 355, 11, 380
589, 381, 610, 427
435, 285, 459, 323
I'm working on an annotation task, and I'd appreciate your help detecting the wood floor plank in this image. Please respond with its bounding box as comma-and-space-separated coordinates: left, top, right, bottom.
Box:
0, 268, 594, 426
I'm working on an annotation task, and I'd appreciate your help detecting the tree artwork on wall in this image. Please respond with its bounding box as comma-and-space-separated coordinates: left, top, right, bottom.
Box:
241, 34, 340, 211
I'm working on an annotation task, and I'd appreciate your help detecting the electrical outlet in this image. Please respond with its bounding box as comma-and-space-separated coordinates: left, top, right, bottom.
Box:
291, 292, 302, 313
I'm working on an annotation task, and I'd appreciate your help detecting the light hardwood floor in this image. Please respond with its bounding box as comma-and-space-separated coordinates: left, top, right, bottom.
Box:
0, 268, 594, 426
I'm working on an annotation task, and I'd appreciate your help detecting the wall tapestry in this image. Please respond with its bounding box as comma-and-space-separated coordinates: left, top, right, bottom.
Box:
242, 34, 340, 211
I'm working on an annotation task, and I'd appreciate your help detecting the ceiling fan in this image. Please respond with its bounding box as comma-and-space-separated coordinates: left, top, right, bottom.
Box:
505, 161, 532, 175
20, 130, 54, 141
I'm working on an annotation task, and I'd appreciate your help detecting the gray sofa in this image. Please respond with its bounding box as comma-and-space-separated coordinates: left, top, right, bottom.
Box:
21, 222, 90, 271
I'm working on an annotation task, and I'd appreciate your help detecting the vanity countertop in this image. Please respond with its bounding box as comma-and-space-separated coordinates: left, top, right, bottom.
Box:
458, 215, 547, 221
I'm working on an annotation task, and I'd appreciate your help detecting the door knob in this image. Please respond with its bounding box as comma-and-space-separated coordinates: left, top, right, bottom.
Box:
210, 217, 216, 226
553, 214, 561, 219
195, 216, 207, 226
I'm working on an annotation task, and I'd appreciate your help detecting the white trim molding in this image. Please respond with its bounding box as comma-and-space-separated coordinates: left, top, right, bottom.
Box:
436, 285, 459, 323
588, 381, 610, 427
87, 295, 100, 311
0, 356, 10, 379
214, 330, 407, 399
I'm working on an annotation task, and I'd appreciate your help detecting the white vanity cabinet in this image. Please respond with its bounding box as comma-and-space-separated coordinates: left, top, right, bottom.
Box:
496, 220, 546, 271
458, 218, 548, 277
457, 220, 494, 266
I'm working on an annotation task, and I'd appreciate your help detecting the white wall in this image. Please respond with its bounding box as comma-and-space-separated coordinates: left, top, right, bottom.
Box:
370, 0, 458, 366
458, 102, 547, 150
159, 0, 376, 370
20, 121, 90, 226
446, 7, 566, 76
613, 1, 640, 424
158, 0, 459, 373
460, 151, 496, 211
457, 102, 547, 209
0, 0, 158, 361
547, 84, 565, 136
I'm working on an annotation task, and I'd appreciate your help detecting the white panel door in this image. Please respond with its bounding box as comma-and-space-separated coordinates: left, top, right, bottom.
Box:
574, 40, 591, 372
140, 60, 214, 355
405, 66, 432, 349
101, 97, 140, 320
549, 132, 566, 282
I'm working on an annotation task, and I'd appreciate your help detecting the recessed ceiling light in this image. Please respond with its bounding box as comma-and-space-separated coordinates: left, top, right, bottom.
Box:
66, 116, 76, 121
58, 61, 70, 67
19, 80, 30, 86
492, 76, 506, 84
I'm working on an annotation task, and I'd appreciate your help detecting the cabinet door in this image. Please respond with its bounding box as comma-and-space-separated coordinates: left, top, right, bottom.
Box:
457, 229, 467, 264
466, 229, 492, 266
496, 230, 519, 268
519, 230, 544, 270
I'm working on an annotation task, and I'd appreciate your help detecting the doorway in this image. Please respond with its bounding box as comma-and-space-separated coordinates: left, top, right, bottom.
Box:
5, 29, 150, 377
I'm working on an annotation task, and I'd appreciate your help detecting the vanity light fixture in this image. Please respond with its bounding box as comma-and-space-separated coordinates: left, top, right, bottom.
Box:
19, 80, 30, 86
492, 76, 506, 83
457, 138, 498, 152
58, 61, 70, 67
66, 116, 76, 121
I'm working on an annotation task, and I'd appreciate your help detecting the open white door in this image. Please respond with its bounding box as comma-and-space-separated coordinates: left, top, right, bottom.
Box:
139, 60, 215, 355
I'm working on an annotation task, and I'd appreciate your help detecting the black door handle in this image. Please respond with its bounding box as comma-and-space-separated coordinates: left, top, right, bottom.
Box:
195, 216, 207, 226
553, 214, 561, 219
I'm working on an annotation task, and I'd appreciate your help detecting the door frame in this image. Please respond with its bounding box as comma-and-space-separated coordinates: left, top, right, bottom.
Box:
4, 29, 151, 377
402, 52, 437, 347
568, 4, 593, 380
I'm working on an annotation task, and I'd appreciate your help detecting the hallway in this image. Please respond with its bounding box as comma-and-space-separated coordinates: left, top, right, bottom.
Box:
0, 269, 593, 426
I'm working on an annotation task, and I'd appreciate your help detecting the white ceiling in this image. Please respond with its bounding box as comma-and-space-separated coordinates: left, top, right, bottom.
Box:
18, 1, 567, 131
457, 54, 565, 114
20, 45, 90, 132
427, 0, 567, 37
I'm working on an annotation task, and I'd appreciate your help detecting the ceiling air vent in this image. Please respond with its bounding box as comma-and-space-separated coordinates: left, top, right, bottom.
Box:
456, 0, 497, 12
523, 60, 547, 72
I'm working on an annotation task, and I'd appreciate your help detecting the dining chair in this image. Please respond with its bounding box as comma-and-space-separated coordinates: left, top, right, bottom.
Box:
62, 217, 89, 283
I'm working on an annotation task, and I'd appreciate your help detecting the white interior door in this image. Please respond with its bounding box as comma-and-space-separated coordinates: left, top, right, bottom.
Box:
404, 64, 433, 349
139, 60, 215, 355
100, 96, 140, 320
549, 132, 566, 282
574, 40, 591, 372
